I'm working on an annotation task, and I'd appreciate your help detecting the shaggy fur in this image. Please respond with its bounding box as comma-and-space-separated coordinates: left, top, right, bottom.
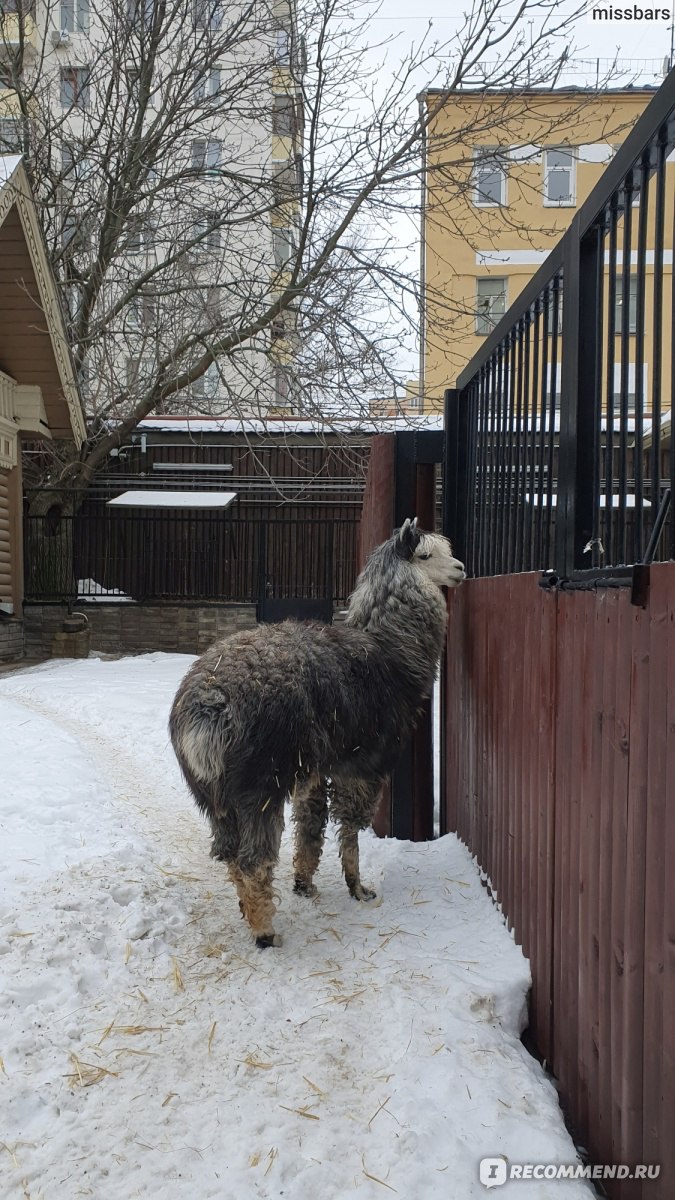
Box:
169, 519, 465, 946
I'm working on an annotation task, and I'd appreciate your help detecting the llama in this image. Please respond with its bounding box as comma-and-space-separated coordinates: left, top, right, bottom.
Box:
169, 518, 465, 947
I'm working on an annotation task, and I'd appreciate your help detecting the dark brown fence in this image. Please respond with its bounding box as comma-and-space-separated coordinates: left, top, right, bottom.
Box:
443, 565, 674, 1198
24, 507, 360, 607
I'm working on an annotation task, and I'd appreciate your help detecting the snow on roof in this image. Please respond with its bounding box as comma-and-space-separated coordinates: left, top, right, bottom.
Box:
134, 415, 445, 435
107, 490, 237, 508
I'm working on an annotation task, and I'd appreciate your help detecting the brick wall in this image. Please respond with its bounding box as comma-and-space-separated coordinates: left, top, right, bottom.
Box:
0, 618, 24, 663
23, 603, 258, 659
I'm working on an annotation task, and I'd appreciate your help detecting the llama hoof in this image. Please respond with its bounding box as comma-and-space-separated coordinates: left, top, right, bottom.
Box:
350, 883, 378, 903
255, 932, 283, 949
294, 877, 318, 898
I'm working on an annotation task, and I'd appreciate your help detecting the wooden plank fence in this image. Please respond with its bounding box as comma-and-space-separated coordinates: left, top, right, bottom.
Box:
444, 564, 675, 1199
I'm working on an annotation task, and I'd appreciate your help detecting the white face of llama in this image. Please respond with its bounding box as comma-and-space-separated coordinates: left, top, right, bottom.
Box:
398, 520, 466, 588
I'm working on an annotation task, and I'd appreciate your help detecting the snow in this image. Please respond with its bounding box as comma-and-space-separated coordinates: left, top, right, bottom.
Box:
107, 490, 237, 508
134, 414, 445, 434
77, 579, 134, 602
0, 656, 590, 1199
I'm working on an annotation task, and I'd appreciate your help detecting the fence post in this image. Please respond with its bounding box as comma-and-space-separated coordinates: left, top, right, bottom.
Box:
556, 216, 603, 576
443, 387, 473, 565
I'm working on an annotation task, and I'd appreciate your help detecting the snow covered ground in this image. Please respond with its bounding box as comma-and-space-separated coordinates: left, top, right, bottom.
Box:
0, 655, 590, 1199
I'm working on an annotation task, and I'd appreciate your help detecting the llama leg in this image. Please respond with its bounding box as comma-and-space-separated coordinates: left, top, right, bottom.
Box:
292, 774, 328, 897
236, 802, 285, 948
337, 827, 377, 901
331, 781, 380, 902
209, 807, 238, 862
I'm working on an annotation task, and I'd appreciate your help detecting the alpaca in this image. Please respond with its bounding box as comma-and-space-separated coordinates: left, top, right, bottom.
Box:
169, 518, 465, 947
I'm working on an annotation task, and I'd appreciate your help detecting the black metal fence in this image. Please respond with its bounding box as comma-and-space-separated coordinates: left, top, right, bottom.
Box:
24, 508, 360, 606
445, 70, 675, 579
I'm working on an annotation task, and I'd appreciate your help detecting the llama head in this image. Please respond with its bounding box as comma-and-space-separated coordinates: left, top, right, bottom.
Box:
396, 517, 465, 589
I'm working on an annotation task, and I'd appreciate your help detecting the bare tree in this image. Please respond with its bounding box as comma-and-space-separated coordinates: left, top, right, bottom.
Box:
0, 0, 595, 495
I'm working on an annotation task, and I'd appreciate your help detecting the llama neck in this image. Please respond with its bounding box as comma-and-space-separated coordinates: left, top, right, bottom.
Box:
345, 558, 448, 684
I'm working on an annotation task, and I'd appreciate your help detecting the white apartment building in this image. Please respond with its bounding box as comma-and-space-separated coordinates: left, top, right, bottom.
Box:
0, 0, 303, 421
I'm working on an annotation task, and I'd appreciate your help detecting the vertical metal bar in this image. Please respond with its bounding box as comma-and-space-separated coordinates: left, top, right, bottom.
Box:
496, 337, 509, 575
605, 195, 619, 565
475, 366, 488, 576
671, 167, 675, 560
536, 286, 550, 567
502, 331, 516, 574
617, 170, 634, 563
513, 317, 526, 572
591, 223, 605, 571
483, 352, 498, 576
467, 383, 480, 575
651, 130, 666, 556
633, 150, 650, 560
546, 275, 560, 569
527, 299, 541, 570
489, 346, 504, 575
557, 216, 603, 576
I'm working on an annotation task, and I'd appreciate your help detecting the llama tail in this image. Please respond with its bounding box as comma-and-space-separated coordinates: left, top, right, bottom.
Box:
169, 696, 228, 794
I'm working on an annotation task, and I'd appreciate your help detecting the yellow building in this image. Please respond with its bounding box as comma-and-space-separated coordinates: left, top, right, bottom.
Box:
421, 87, 669, 410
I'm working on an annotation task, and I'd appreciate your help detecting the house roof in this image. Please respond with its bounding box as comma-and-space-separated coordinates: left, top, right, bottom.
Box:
135, 415, 445, 435
0, 156, 86, 444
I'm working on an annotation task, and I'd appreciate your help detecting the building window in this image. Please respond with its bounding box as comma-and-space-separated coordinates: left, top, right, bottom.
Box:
205, 286, 221, 321
61, 0, 89, 33
476, 277, 507, 335
126, 0, 155, 29
126, 356, 155, 389
127, 294, 155, 329
544, 147, 576, 206
273, 95, 295, 138
193, 0, 222, 30
125, 215, 154, 254
192, 362, 220, 399
473, 147, 507, 207
275, 28, 290, 64
272, 161, 298, 206
60, 66, 90, 109
191, 138, 221, 172
0, 118, 20, 151
614, 275, 638, 334
62, 142, 95, 184
273, 227, 294, 269
61, 209, 91, 252
193, 68, 220, 102
274, 364, 293, 409
1, 0, 36, 12
190, 211, 221, 257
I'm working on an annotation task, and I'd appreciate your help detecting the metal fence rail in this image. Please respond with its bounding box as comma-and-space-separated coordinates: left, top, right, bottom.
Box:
445, 69, 675, 578
24, 509, 360, 606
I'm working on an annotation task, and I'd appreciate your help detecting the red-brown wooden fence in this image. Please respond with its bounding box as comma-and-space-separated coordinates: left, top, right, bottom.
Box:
444, 564, 675, 1199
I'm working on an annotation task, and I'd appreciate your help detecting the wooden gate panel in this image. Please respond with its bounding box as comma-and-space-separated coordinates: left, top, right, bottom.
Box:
445, 565, 675, 1198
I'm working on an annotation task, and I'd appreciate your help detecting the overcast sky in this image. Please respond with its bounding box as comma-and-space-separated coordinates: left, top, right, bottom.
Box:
365, 0, 673, 88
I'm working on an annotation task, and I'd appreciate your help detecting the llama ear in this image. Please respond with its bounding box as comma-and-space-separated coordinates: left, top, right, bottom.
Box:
396, 517, 421, 559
